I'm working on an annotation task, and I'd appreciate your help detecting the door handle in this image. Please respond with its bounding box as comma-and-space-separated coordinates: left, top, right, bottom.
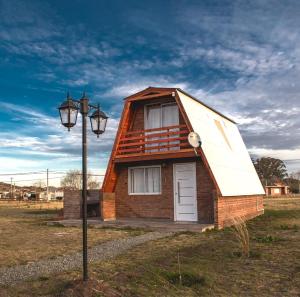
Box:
177, 181, 181, 204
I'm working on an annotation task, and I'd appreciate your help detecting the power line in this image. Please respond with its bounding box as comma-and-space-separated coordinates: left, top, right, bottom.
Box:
0, 171, 105, 176
49, 171, 105, 176
0, 171, 46, 176
28, 170, 104, 175
1, 177, 62, 183
2, 176, 105, 183
1, 174, 105, 184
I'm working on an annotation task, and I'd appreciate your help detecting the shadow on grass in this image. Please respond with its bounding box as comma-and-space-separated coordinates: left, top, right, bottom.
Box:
230, 250, 262, 259
161, 270, 207, 288
277, 224, 299, 231
25, 209, 59, 215
253, 234, 284, 243
262, 209, 300, 219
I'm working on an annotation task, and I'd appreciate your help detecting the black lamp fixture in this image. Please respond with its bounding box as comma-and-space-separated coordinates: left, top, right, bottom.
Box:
58, 91, 108, 281
59, 92, 108, 136
58, 93, 79, 131
90, 104, 108, 137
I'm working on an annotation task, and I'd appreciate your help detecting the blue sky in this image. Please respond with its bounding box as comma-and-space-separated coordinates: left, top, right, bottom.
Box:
0, 0, 299, 186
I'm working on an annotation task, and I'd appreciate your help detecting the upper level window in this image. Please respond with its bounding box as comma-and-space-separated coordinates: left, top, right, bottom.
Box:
128, 166, 161, 195
145, 103, 179, 152
145, 103, 179, 130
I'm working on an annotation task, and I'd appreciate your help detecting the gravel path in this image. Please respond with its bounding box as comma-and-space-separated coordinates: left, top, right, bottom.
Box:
0, 231, 172, 286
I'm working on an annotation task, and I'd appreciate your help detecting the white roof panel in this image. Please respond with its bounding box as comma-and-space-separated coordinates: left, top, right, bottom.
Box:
177, 90, 265, 196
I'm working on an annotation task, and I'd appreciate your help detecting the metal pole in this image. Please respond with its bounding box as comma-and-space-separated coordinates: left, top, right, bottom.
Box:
46, 169, 49, 201
10, 177, 13, 199
80, 97, 89, 281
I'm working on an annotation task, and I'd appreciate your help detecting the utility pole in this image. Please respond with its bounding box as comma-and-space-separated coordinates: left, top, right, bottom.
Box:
10, 177, 13, 199
81, 96, 89, 281
46, 169, 49, 201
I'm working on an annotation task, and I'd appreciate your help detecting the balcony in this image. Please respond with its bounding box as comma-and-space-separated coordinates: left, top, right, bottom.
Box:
115, 124, 195, 162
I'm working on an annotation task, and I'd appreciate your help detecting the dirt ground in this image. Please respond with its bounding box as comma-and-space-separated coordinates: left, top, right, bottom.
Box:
0, 198, 300, 297
0, 202, 144, 267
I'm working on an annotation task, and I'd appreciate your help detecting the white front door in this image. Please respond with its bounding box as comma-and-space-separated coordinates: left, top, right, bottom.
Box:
174, 163, 198, 221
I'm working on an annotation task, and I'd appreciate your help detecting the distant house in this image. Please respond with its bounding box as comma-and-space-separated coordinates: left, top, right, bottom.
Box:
265, 183, 289, 196
101, 87, 265, 229
40, 187, 64, 201
0, 191, 9, 199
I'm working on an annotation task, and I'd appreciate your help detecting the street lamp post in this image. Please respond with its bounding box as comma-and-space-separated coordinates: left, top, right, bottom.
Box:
58, 92, 108, 281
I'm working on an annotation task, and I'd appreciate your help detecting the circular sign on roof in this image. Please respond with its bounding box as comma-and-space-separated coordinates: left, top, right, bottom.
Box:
188, 132, 202, 148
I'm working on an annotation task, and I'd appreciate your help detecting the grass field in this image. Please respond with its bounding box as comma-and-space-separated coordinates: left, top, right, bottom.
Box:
0, 202, 143, 268
0, 198, 300, 297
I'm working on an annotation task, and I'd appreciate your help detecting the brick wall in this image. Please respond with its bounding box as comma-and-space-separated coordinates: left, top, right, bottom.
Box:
101, 192, 116, 220
114, 160, 173, 220
63, 189, 101, 219
103, 158, 264, 227
215, 195, 264, 229
196, 160, 215, 223
113, 157, 215, 222
63, 190, 81, 219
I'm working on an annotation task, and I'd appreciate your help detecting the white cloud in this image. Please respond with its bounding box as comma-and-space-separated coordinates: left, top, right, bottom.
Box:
250, 147, 300, 160
178, 43, 295, 76
249, 148, 300, 173
103, 83, 150, 98
0, 157, 39, 170
103, 79, 189, 98
0, 100, 119, 182
0, 0, 300, 176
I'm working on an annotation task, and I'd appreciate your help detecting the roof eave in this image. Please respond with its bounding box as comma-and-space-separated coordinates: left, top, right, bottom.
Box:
123, 86, 177, 101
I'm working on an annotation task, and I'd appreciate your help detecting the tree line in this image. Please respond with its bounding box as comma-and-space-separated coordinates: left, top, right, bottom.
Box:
60, 170, 100, 190
253, 157, 300, 193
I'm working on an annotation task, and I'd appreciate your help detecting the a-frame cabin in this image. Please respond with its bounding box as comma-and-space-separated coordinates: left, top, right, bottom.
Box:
102, 87, 265, 229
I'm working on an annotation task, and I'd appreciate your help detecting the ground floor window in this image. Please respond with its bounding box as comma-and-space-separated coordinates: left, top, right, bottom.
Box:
128, 166, 161, 194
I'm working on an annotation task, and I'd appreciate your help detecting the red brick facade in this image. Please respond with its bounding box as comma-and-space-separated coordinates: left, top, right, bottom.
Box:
214, 195, 264, 229
64, 189, 81, 219
110, 157, 265, 228
101, 192, 116, 220
113, 157, 215, 223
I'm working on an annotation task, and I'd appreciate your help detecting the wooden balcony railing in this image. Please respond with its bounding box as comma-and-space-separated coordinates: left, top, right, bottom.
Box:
116, 124, 191, 158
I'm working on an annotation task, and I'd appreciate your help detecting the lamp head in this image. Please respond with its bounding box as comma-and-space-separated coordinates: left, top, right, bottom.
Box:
89, 107, 108, 137
58, 93, 79, 131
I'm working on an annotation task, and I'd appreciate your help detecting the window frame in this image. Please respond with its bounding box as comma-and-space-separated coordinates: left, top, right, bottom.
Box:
144, 102, 179, 130
128, 165, 162, 195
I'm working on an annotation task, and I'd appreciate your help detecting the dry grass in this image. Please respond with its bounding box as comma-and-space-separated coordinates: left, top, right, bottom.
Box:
230, 216, 250, 257
0, 200, 63, 210
264, 197, 300, 210
1, 198, 300, 297
0, 204, 143, 267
